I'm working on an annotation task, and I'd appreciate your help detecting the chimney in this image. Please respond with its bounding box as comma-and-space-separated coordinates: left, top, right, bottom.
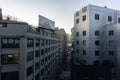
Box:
0, 8, 2, 20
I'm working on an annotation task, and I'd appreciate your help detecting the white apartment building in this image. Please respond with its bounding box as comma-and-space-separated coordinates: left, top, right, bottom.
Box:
72, 5, 120, 80
0, 19, 61, 80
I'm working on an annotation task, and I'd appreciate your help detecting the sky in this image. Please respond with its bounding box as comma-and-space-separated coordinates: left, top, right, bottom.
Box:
0, 0, 120, 34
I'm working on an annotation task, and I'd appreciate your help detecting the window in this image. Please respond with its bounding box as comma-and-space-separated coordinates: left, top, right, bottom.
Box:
95, 14, 99, 20
94, 60, 99, 65
109, 51, 114, 56
76, 18, 79, 24
118, 18, 120, 23
83, 31, 86, 36
82, 40, 86, 46
41, 39, 44, 46
76, 12, 79, 16
109, 30, 114, 36
36, 39, 40, 46
27, 65, 33, 76
35, 62, 40, 70
76, 49, 79, 53
108, 40, 114, 46
27, 51, 33, 61
41, 49, 44, 55
1, 38, 19, 48
27, 39, 34, 47
35, 50, 40, 58
83, 50, 86, 55
95, 30, 100, 36
76, 32, 79, 37
108, 16, 112, 22
76, 41, 79, 45
95, 50, 99, 56
1, 54, 19, 65
95, 40, 100, 46
41, 59, 44, 65
82, 15, 86, 21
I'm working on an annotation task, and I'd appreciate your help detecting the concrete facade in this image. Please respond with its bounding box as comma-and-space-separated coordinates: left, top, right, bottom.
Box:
0, 20, 61, 80
72, 5, 120, 80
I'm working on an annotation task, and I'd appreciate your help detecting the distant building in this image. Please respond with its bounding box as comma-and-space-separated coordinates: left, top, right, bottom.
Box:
72, 5, 120, 80
0, 13, 63, 80
54, 28, 68, 69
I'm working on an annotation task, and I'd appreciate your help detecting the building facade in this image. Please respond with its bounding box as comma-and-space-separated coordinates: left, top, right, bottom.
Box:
72, 5, 120, 80
0, 17, 61, 80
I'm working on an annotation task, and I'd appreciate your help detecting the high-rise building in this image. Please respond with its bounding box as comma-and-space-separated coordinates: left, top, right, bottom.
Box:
0, 15, 62, 80
72, 5, 120, 80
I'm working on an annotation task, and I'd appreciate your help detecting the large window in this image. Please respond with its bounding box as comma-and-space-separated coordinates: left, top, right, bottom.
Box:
27, 51, 33, 61
1, 38, 19, 48
27, 39, 34, 47
1, 54, 19, 65
95, 14, 99, 20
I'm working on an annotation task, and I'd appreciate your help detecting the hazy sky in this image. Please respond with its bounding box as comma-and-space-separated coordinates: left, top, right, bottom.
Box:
0, 0, 120, 34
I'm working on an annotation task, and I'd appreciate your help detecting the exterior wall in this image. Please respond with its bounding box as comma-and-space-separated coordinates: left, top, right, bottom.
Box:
0, 21, 61, 80
72, 5, 120, 80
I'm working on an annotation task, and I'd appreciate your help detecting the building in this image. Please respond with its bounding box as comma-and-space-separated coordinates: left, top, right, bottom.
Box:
54, 28, 68, 69
71, 5, 120, 80
0, 11, 62, 80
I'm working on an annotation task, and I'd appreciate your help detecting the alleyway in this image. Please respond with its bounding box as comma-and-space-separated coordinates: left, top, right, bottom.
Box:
59, 53, 71, 80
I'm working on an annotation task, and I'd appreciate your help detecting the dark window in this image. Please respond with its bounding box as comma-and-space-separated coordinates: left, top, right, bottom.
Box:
94, 60, 99, 65
118, 18, 120, 23
76, 18, 79, 23
95, 40, 100, 46
36, 39, 40, 46
108, 16, 112, 22
35, 62, 40, 70
95, 50, 99, 56
83, 31, 86, 36
82, 40, 86, 46
27, 65, 33, 76
41, 49, 44, 55
76, 49, 79, 53
95, 14, 99, 20
76, 32, 79, 37
109, 30, 114, 36
1, 38, 19, 48
76, 41, 79, 45
109, 51, 114, 56
82, 15, 86, 21
35, 73, 40, 80
41, 69, 44, 76
35, 50, 40, 58
95, 30, 100, 36
1, 54, 19, 65
27, 51, 33, 61
41, 59, 44, 65
108, 40, 114, 46
27, 39, 34, 47
41, 39, 44, 46
83, 50, 86, 55
112, 73, 116, 78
